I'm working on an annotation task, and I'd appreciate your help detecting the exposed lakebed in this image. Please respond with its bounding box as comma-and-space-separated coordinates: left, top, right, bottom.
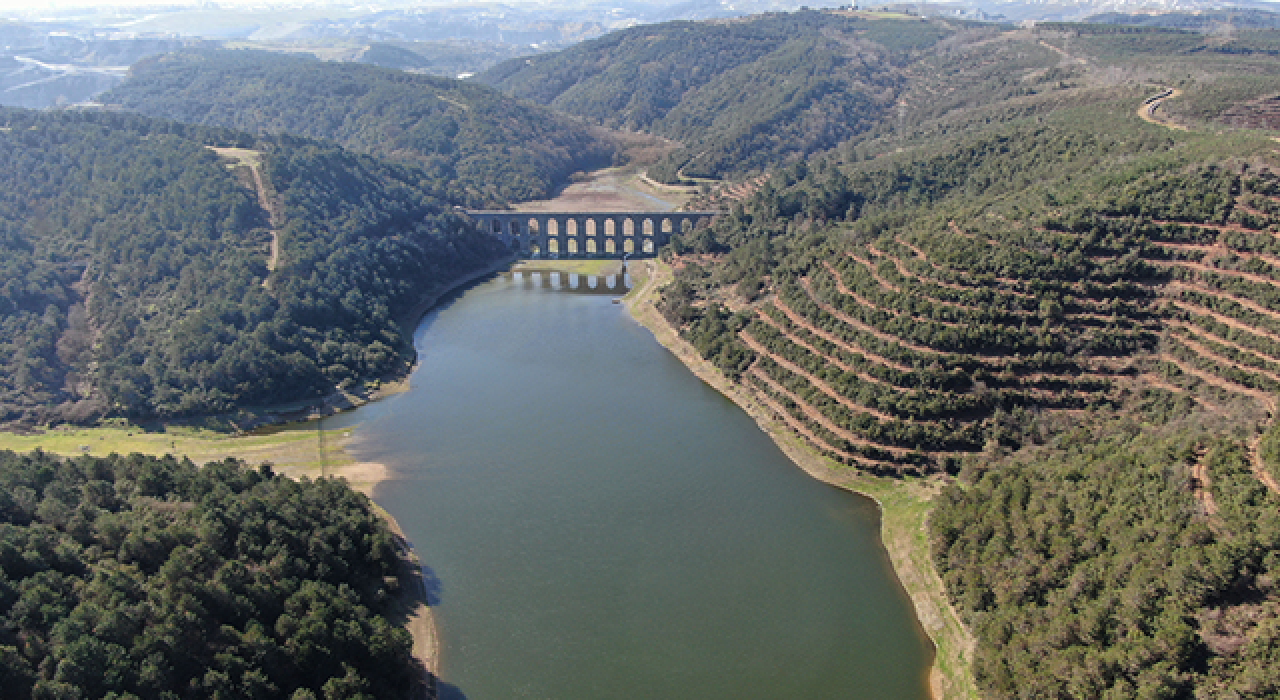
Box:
328, 269, 932, 698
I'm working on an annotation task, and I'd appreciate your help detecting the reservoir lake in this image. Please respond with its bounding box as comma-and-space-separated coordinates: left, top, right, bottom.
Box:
329, 269, 932, 699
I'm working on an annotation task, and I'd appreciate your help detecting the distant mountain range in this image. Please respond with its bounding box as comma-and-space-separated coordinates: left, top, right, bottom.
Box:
5, 0, 1280, 109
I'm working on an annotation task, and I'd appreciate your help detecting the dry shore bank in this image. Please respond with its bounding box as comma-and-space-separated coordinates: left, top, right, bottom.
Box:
623, 258, 979, 700
511, 165, 695, 212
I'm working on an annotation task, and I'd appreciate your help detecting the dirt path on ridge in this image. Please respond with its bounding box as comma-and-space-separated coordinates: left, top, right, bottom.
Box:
246, 164, 282, 273
1138, 87, 1187, 131
208, 147, 283, 282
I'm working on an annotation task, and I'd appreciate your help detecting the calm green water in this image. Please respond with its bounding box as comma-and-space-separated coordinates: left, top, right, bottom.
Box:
334, 270, 932, 699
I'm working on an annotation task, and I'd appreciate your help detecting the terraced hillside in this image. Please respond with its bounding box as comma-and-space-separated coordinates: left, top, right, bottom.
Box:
657, 20, 1280, 476
665, 143, 1280, 476
646, 20, 1280, 696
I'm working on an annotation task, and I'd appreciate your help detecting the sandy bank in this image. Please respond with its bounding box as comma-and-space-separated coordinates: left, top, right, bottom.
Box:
624, 259, 978, 700
373, 503, 442, 699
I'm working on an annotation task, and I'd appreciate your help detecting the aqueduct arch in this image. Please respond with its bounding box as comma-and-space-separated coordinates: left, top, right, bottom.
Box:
465, 210, 720, 258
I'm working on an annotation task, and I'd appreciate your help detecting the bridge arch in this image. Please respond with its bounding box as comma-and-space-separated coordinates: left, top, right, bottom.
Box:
464, 210, 719, 258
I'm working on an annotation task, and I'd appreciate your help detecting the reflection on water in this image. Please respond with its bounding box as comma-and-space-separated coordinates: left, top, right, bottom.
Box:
505, 270, 631, 294
337, 272, 931, 700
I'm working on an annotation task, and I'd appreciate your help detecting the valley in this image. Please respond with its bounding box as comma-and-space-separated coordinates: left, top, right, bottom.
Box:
4, 6, 1280, 699
511, 166, 696, 213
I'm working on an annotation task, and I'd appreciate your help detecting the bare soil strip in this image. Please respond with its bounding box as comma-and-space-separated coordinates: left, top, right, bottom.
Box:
1248, 433, 1280, 495
891, 241, 972, 292
1189, 448, 1221, 518
848, 251, 904, 293
1136, 87, 1187, 131
756, 310, 865, 378
1150, 257, 1280, 289
209, 146, 282, 279
898, 238, 930, 261
903, 239, 1111, 313
1148, 240, 1223, 256
741, 329, 900, 423
904, 230, 1052, 302
1039, 39, 1088, 65
745, 370, 860, 461
1170, 330, 1280, 392
1135, 371, 1199, 402
1233, 200, 1274, 220
1145, 217, 1264, 236
758, 307, 990, 404
1159, 345, 1276, 414
1170, 297, 1280, 348
1173, 320, 1280, 372
817, 265, 1047, 362
881, 249, 994, 302
873, 247, 1030, 317
827, 261, 970, 329
748, 366, 917, 460
773, 297, 916, 373
800, 276, 960, 360
947, 220, 982, 242
1167, 280, 1280, 328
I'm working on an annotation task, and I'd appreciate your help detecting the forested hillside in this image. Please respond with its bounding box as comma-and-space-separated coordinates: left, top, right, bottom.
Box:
8, 10, 1280, 697
104, 49, 614, 206
645, 18, 1280, 697
479, 11, 950, 182
0, 450, 414, 698
0, 108, 506, 425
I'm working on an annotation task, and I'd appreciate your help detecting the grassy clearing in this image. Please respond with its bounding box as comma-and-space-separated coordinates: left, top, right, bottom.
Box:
0, 422, 370, 489
207, 145, 264, 169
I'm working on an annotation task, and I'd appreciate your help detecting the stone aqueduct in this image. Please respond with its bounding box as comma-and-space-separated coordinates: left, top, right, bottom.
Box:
465, 210, 720, 257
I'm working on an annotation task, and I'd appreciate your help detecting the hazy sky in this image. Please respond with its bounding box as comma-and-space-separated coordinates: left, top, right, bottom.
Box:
4, 0, 1278, 22
0, 0, 433, 18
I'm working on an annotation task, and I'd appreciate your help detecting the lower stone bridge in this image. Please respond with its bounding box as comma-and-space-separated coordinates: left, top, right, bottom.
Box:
465, 210, 720, 257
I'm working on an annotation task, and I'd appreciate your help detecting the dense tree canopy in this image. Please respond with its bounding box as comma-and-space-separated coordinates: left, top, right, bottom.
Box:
105, 49, 615, 206
0, 449, 413, 699
0, 107, 508, 424
479, 10, 947, 182
933, 416, 1280, 698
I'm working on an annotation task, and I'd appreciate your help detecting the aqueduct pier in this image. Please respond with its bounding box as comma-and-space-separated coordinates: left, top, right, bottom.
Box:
466, 210, 720, 257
